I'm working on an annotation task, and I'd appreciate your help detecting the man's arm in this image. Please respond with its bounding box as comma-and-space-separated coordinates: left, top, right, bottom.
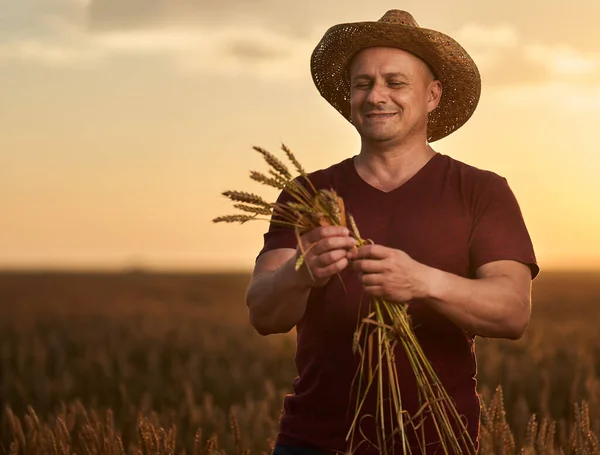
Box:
348, 245, 533, 340
246, 226, 356, 335
246, 248, 311, 335
423, 259, 532, 339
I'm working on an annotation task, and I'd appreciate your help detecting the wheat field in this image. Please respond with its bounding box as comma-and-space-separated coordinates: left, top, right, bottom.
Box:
0, 270, 598, 454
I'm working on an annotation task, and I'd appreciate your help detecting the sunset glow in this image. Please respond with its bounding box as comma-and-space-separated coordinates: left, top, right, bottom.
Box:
2, 0, 599, 272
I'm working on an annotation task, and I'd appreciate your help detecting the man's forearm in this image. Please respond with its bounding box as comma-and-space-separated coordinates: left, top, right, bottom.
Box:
246, 258, 312, 335
422, 266, 531, 340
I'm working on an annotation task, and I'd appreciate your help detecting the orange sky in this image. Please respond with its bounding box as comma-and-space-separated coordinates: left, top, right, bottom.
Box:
1, 0, 600, 272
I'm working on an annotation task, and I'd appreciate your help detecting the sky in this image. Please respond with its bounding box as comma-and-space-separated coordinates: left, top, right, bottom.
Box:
1, 0, 600, 272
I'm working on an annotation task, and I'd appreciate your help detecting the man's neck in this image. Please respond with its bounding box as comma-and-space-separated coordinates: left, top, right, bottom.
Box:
354, 140, 437, 193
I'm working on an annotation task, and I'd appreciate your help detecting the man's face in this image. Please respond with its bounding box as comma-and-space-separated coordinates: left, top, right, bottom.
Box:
348, 47, 441, 146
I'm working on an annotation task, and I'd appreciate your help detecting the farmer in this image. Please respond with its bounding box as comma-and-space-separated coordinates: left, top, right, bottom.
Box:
246, 9, 539, 455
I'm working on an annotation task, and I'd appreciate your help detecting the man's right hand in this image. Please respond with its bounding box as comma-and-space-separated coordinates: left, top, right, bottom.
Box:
246, 225, 356, 335
295, 226, 357, 288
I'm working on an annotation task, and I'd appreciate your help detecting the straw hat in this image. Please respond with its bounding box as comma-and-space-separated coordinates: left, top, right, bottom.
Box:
310, 10, 481, 142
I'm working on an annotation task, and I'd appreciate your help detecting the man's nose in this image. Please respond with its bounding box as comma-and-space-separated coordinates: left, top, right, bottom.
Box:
366, 83, 389, 105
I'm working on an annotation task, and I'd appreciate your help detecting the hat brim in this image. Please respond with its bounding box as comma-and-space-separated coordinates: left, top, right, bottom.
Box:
310, 21, 481, 142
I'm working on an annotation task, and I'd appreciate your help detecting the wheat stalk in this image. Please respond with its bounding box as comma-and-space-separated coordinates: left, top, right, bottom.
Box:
281, 143, 306, 176
213, 215, 260, 224
229, 410, 243, 455
221, 191, 271, 208
253, 146, 292, 180
233, 204, 272, 216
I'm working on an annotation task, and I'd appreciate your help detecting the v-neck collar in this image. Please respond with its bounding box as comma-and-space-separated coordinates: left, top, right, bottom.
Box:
347, 152, 443, 197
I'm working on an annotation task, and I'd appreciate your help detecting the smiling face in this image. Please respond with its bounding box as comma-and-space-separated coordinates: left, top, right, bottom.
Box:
348, 47, 442, 147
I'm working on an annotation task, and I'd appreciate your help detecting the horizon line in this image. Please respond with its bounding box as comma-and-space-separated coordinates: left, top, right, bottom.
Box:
1, 265, 599, 275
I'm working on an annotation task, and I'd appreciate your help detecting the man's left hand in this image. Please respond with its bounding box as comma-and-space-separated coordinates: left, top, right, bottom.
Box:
347, 244, 430, 303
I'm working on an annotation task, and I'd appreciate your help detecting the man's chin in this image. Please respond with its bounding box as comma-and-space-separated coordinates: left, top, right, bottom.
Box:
354, 125, 398, 142
361, 133, 398, 143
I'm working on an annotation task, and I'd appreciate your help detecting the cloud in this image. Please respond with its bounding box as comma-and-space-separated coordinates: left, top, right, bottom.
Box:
453, 23, 600, 87
0, 39, 102, 67
0, 0, 321, 79
3, 2, 600, 89
0, 0, 101, 67
454, 23, 519, 49
526, 44, 600, 80
87, 0, 175, 31
225, 39, 287, 63
87, 25, 319, 79
0, 16, 318, 80
0, 9, 103, 68
488, 82, 600, 111
85, 0, 292, 35
454, 23, 548, 85
171, 27, 320, 79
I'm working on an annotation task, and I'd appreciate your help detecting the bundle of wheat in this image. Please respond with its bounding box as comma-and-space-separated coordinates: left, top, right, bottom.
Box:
213, 144, 476, 455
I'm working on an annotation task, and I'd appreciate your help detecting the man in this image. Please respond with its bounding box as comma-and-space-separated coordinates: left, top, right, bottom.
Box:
246, 9, 539, 455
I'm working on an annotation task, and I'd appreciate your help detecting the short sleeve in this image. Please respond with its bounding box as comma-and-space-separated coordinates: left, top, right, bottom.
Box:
469, 176, 539, 279
255, 183, 301, 261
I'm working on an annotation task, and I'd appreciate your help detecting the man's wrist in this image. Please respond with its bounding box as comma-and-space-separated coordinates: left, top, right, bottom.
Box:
417, 262, 444, 301
283, 254, 314, 292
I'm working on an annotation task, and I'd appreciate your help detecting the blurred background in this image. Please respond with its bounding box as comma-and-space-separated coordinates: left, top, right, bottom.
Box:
1, 1, 599, 454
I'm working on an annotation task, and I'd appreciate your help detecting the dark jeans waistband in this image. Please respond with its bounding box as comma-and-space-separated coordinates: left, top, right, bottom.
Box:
272, 445, 328, 455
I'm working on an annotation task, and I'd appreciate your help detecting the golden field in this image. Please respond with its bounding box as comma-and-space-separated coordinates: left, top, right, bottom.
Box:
0, 270, 598, 454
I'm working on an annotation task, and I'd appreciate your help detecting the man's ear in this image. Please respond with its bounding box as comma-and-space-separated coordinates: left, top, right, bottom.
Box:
428, 80, 443, 113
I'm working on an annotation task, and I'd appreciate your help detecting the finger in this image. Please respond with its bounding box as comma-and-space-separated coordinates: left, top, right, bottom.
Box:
352, 259, 386, 274
360, 272, 383, 287
349, 244, 390, 260
312, 258, 349, 280
363, 285, 383, 297
312, 236, 356, 256
303, 226, 349, 243
313, 248, 349, 268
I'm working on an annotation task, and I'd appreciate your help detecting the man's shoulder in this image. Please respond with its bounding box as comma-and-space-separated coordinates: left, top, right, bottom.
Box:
441, 154, 507, 188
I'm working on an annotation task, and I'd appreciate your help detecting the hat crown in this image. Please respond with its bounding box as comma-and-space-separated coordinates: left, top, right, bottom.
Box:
378, 10, 419, 27
310, 9, 481, 142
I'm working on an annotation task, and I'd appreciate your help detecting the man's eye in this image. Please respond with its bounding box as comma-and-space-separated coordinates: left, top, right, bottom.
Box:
354, 83, 370, 89
389, 82, 404, 87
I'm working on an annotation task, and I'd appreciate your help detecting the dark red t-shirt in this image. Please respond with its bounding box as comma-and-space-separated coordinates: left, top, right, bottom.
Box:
257, 153, 539, 454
